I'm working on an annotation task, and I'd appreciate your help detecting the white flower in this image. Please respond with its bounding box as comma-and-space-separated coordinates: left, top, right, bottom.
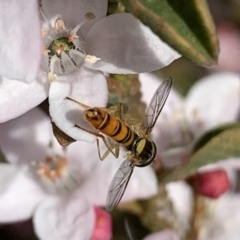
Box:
139, 72, 240, 167
0, 0, 42, 83
139, 72, 240, 239
143, 229, 179, 240
0, 107, 158, 240
198, 191, 240, 240
165, 160, 240, 240
0, 0, 180, 143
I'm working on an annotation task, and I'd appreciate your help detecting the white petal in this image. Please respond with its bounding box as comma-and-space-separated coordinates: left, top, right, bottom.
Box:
42, 0, 108, 29
122, 163, 158, 203
86, 13, 180, 74
139, 73, 189, 154
0, 71, 49, 123
144, 230, 179, 240
0, 0, 41, 82
166, 181, 192, 230
185, 72, 240, 138
213, 24, 240, 72
49, 67, 108, 143
199, 193, 240, 240
34, 195, 95, 240
71, 141, 158, 206
160, 143, 193, 168
0, 165, 46, 223
0, 108, 53, 164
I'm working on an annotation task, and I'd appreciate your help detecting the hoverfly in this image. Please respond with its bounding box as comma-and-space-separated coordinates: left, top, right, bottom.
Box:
66, 77, 172, 211
106, 78, 172, 211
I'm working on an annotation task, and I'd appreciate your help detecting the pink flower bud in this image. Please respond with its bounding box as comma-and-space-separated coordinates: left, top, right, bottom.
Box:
188, 169, 231, 198
90, 207, 112, 240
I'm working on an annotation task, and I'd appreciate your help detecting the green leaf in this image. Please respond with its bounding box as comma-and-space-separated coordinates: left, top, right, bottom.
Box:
111, 210, 150, 240
193, 122, 240, 152
158, 128, 240, 184
107, 74, 146, 119
119, 0, 219, 66
138, 186, 178, 232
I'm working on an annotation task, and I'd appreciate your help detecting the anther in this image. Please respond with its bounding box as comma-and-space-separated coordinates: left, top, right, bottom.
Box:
54, 18, 66, 30
85, 12, 96, 20
85, 55, 101, 63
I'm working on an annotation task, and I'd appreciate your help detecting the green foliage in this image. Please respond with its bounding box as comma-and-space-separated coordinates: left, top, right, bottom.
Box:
107, 74, 146, 120
193, 122, 240, 152
138, 186, 178, 232
118, 0, 219, 66
111, 210, 150, 239
158, 126, 240, 184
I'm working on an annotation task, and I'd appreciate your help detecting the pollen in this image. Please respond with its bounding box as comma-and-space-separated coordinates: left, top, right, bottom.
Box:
37, 155, 68, 182
42, 47, 50, 55
68, 32, 78, 43
48, 72, 56, 82
54, 18, 66, 30
85, 55, 101, 63
41, 28, 48, 37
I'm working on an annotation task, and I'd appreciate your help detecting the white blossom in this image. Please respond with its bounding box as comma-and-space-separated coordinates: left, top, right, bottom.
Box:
0, 107, 158, 240
143, 229, 179, 240
139, 72, 240, 167
139, 72, 240, 239
0, 0, 180, 145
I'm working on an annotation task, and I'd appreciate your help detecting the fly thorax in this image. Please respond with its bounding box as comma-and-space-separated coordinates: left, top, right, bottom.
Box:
31, 154, 79, 195
40, 11, 100, 81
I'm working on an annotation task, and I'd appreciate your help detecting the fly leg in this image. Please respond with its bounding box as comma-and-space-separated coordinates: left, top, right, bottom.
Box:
66, 97, 90, 109
96, 138, 120, 160
75, 124, 119, 161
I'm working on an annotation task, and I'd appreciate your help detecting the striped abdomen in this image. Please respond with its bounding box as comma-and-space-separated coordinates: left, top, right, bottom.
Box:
84, 108, 137, 149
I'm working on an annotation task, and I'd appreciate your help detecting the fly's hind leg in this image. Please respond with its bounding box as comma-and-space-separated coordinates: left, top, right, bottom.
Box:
96, 138, 120, 160
74, 124, 119, 161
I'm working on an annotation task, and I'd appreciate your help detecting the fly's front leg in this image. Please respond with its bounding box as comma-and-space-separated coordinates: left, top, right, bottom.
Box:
66, 97, 90, 109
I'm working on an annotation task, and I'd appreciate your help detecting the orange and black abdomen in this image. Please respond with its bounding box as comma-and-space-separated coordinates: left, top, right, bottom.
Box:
84, 108, 137, 149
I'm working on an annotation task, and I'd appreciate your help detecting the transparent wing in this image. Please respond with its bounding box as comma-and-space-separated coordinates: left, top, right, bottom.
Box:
106, 159, 135, 211
144, 77, 172, 133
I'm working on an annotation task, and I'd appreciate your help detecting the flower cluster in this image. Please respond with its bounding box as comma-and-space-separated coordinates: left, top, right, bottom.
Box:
139, 72, 240, 239
0, 0, 180, 144
1, 0, 240, 240
0, 108, 157, 239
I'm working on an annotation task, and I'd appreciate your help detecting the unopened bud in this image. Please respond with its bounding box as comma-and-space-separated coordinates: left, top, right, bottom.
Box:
187, 169, 231, 198
90, 207, 112, 240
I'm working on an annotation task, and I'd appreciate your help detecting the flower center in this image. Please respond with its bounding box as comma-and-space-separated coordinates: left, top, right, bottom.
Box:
40, 11, 100, 80
37, 155, 67, 182
32, 154, 78, 195
48, 37, 75, 57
